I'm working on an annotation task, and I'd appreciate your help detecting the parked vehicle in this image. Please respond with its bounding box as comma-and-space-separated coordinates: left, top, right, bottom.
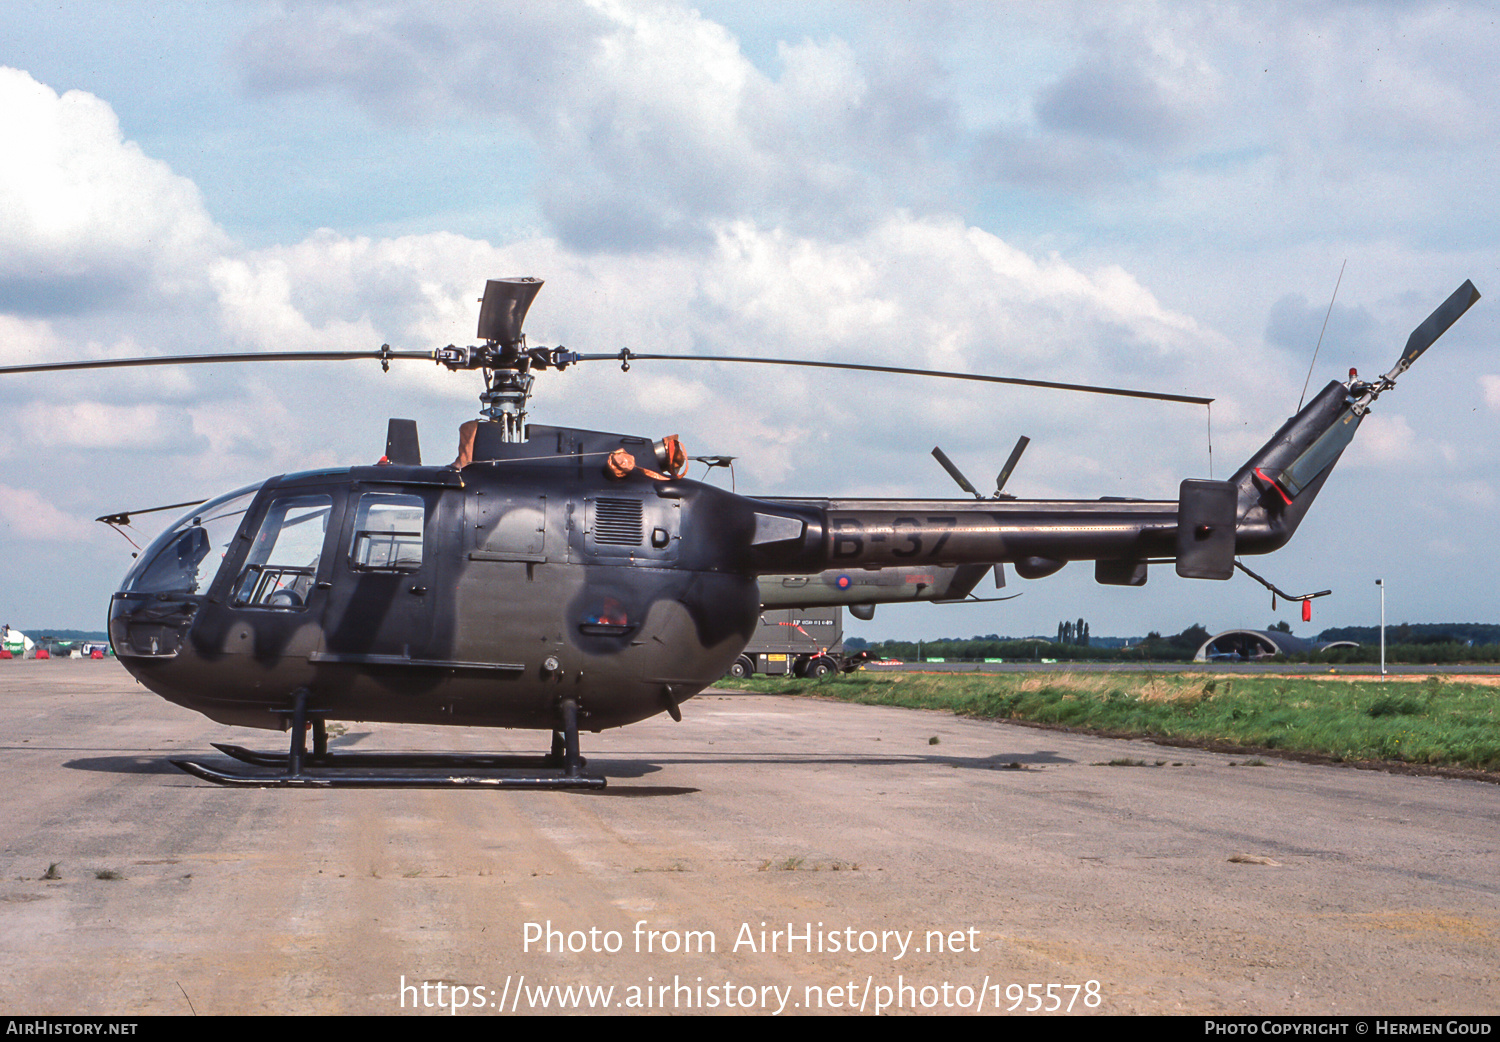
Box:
724, 606, 871, 679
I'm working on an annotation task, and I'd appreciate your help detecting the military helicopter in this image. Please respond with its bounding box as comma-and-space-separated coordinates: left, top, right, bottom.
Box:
0, 277, 1480, 789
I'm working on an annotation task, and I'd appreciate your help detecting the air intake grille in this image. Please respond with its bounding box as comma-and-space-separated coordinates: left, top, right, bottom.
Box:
593, 498, 643, 546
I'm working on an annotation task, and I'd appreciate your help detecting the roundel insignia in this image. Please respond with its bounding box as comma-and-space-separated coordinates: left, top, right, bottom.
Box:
835, 574, 852, 590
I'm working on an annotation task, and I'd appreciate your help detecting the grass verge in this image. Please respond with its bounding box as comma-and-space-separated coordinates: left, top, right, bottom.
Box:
714, 672, 1500, 773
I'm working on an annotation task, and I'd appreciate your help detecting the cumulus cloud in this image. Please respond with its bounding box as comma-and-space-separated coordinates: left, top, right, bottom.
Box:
230, 1, 952, 248
691, 217, 1221, 385
1341, 412, 1420, 468
221, 1, 1500, 272
0, 67, 226, 314
0, 484, 99, 543
188, 212, 1239, 506
1447, 479, 1498, 509
1035, 53, 1215, 150
9, 401, 206, 453
0, 313, 60, 368
1273, 4, 1493, 152
233, 2, 605, 122
211, 213, 1231, 392
964, 0, 1500, 273
972, 10, 1228, 194
1480, 374, 1500, 411
1264, 293, 1379, 373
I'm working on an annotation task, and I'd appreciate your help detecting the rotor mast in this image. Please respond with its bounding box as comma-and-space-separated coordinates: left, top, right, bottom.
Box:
475, 277, 543, 442
431, 277, 579, 443
480, 366, 535, 442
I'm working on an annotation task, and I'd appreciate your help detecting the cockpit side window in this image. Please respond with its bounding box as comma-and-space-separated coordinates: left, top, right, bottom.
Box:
232, 494, 332, 609
126, 487, 260, 596
350, 493, 425, 571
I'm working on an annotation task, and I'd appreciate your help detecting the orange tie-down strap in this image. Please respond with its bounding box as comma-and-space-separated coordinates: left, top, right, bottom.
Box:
606, 435, 687, 481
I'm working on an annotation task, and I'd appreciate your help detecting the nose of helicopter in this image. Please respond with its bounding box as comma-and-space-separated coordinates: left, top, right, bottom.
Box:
106, 483, 264, 660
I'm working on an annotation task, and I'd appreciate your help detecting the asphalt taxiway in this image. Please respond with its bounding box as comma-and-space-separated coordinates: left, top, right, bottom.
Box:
1, 658, 1496, 1016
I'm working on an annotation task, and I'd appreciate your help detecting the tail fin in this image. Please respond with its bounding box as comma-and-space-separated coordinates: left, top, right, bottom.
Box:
1182, 280, 1479, 575
1229, 378, 1359, 557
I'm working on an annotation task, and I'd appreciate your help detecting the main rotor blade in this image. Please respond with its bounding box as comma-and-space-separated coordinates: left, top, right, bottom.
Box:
579, 352, 1213, 405
0, 349, 435, 376
1388, 279, 1481, 380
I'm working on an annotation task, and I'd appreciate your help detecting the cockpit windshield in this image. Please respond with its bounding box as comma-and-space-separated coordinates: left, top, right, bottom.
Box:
123, 483, 264, 596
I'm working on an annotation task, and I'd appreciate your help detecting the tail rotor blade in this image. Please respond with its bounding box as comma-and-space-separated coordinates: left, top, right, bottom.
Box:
994, 435, 1030, 495
1388, 279, 1481, 379
932, 446, 982, 499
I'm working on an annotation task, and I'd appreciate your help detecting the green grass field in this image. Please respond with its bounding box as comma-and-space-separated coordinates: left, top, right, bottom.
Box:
714, 671, 1500, 773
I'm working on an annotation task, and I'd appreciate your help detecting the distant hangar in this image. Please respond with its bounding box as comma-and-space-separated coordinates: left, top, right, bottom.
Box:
1194, 629, 1359, 663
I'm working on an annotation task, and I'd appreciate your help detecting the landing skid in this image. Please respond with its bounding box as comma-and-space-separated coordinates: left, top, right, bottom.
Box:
170, 759, 605, 789
171, 692, 605, 790
209, 743, 586, 771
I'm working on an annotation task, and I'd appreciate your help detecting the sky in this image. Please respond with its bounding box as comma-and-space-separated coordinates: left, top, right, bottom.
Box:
0, 0, 1496, 642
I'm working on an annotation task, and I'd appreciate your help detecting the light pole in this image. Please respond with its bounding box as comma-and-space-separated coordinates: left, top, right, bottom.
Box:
1376, 578, 1386, 679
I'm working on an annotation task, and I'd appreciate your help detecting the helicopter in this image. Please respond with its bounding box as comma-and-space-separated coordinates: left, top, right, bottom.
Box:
0, 277, 1480, 789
